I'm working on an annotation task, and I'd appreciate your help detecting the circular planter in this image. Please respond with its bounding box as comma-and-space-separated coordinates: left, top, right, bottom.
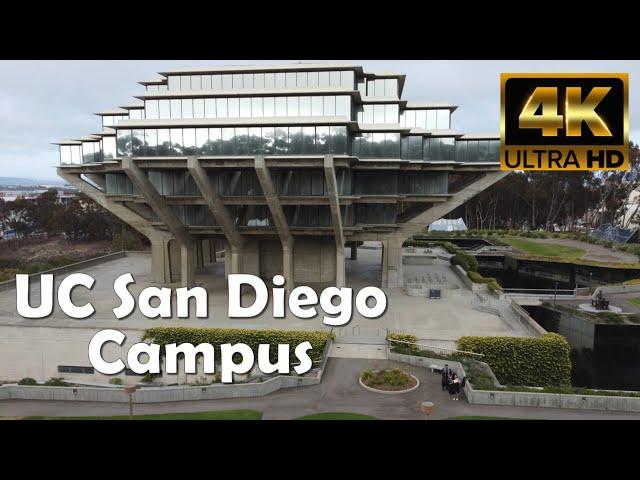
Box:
359, 374, 421, 395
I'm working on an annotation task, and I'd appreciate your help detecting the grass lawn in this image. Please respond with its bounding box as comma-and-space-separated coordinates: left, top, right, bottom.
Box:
23, 409, 262, 420
448, 416, 523, 420
296, 412, 377, 420
629, 298, 640, 306
502, 236, 586, 259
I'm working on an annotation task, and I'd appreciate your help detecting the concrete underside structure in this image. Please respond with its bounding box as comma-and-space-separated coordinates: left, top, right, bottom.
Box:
56, 63, 506, 288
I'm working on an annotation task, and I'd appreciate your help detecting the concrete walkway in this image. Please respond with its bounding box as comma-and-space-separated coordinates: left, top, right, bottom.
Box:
3, 358, 640, 420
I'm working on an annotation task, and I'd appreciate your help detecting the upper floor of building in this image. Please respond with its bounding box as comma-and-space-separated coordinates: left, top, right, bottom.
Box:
57, 63, 498, 166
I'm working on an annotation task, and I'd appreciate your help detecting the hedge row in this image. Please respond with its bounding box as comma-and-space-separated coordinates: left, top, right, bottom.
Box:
457, 333, 571, 387
386, 332, 419, 353
467, 271, 503, 293
450, 251, 478, 273
143, 327, 333, 363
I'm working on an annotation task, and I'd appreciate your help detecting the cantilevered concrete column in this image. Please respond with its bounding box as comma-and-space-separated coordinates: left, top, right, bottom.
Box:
394, 171, 508, 240
57, 169, 173, 284
187, 156, 245, 276
121, 157, 196, 287
323, 155, 345, 287
379, 171, 508, 288
254, 155, 294, 286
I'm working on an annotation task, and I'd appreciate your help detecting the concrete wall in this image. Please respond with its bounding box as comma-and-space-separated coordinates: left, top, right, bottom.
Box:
0, 340, 333, 404
294, 238, 336, 284
451, 265, 474, 290
259, 239, 283, 279
557, 310, 595, 350
505, 297, 547, 337
593, 284, 640, 296
0, 375, 320, 404
467, 388, 640, 412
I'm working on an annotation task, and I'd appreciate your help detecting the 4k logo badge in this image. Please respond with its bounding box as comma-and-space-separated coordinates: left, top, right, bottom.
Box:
500, 73, 629, 171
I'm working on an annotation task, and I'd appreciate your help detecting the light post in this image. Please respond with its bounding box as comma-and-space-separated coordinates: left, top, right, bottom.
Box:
589, 272, 593, 293
123, 385, 138, 420
554, 281, 559, 305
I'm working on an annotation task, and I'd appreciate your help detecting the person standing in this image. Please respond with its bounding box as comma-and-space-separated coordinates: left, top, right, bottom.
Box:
441, 364, 450, 391
451, 373, 461, 401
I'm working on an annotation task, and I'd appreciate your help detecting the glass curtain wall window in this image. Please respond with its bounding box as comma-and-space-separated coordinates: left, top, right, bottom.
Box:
115, 126, 349, 157
400, 109, 451, 129
166, 70, 355, 91
456, 139, 499, 162
148, 95, 351, 120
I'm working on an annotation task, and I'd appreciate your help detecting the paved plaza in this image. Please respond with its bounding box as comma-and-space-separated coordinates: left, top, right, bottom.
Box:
0, 247, 523, 340
0, 246, 528, 382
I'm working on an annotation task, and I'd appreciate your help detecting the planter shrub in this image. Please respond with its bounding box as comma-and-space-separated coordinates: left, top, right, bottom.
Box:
450, 251, 478, 272
143, 327, 333, 363
386, 332, 418, 352
457, 333, 571, 387
467, 271, 503, 292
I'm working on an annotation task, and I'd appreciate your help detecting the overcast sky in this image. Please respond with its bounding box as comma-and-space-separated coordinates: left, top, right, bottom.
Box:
0, 59, 637, 181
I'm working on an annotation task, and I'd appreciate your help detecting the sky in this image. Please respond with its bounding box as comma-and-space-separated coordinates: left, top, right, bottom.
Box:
0, 59, 637, 182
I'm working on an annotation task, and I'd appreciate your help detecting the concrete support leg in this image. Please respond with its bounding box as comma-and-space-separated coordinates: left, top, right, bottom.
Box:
180, 242, 195, 288
254, 155, 294, 286
122, 157, 196, 287
150, 235, 172, 284
336, 246, 345, 288
381, 239, 404, 288
283, 244, 294, 288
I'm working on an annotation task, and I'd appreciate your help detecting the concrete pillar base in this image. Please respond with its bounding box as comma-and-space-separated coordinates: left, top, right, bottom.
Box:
150, 235, 173, 284
283, 244, 295, 288
381, 239, 404, 288
180, 242, 196, 287
336, 247, 345, 288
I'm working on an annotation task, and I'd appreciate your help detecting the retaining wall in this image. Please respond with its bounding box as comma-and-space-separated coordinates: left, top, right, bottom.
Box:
0, 339, 332, 404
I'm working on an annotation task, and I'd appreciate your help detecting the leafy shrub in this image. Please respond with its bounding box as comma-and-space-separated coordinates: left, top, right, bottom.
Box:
403, 239, 431, 248
441, 241, 459, 254
457, 333, 571, 387
44, 377, 68, 387
109, 230, 143, 252
18, 377, 37, 385
141, 373, 158, 384
109, 377, 123, 385
361, 368, 413, 388
596, 312, 624, 324
628, 314, 640, 324
387, 332, 418, 352
450, 251, 478, 272
624, 244, 640, 257
467, 271, 503, 292
143, 327, 333, 364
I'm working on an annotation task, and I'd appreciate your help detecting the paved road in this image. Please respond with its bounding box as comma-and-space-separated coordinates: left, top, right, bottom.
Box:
3, 358, 640, 420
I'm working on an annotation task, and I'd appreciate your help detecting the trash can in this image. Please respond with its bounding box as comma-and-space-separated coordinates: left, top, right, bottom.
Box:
421, 401, 434, 415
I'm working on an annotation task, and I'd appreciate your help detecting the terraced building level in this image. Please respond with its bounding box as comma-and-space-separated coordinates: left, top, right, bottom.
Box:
56, 64, 506, 288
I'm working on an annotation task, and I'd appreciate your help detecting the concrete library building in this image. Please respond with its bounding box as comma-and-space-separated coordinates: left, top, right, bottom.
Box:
56, 63, 504, 289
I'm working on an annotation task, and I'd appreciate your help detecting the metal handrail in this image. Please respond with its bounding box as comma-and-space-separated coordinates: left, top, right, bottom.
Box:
386, 338, 485, 358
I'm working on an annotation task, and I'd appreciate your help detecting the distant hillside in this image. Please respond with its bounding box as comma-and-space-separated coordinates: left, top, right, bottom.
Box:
0, 177, 65, 187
